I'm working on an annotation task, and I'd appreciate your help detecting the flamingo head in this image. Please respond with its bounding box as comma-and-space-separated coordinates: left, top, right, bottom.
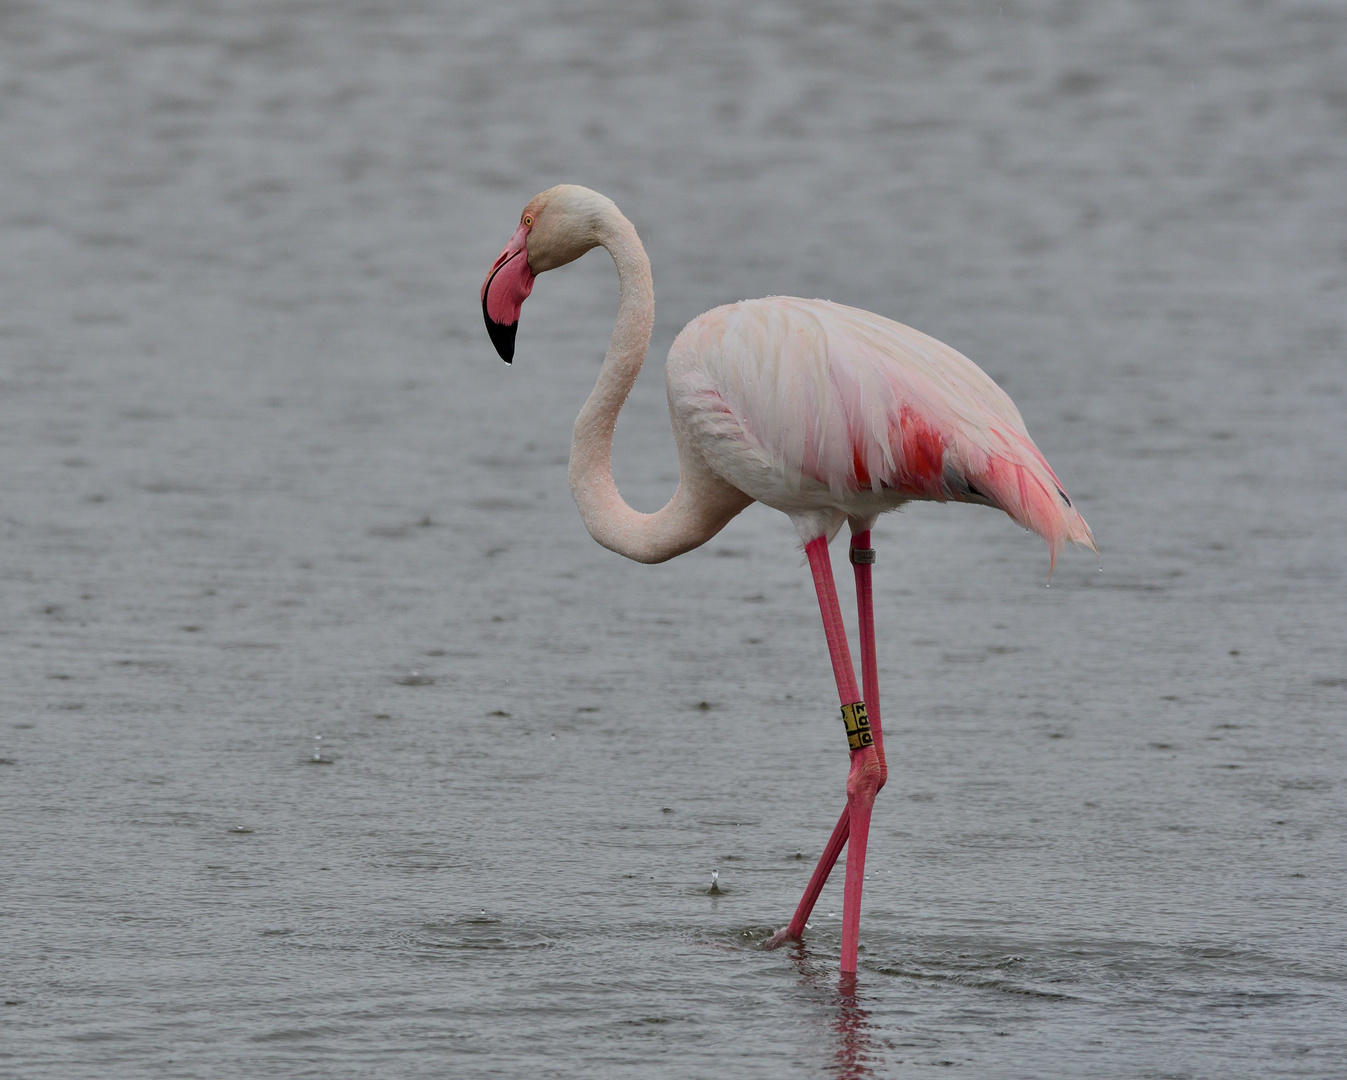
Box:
481, 185, 612, 362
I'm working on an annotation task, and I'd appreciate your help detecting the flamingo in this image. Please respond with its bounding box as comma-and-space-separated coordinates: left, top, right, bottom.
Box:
481, 185, 1095, 975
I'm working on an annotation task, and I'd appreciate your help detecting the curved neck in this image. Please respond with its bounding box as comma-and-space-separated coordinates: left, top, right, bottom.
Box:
569, 210, 654, 497
567, 209, 746, 564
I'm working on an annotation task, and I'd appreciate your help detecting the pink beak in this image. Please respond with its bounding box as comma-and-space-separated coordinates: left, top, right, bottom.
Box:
481, 223, 536, 363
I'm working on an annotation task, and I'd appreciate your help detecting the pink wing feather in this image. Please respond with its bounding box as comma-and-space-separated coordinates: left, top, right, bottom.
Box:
670, 298, 1095, 565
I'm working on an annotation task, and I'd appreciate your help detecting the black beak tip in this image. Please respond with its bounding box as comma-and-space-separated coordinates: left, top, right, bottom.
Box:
483, 303, 517, 364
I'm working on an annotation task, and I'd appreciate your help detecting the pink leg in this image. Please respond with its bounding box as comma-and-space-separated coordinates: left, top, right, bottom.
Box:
768, 535, 883, 973
836, 530, 885, 973
764, 534, 859, 952
805, 536, 862, 704
765, 536, 861, 952
765, 804, 849, 948
850, 530, 886, 789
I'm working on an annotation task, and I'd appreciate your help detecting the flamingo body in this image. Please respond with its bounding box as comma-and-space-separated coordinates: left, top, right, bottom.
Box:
667, 296, 1093, 555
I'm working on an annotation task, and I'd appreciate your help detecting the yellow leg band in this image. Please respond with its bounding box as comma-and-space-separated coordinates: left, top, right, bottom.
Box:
841, 701, 872, 751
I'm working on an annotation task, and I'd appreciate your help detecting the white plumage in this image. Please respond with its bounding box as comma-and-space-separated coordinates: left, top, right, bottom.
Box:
669, 297, 1095, 559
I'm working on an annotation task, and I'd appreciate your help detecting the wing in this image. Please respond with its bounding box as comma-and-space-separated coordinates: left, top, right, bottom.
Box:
668, 297, 1095, 563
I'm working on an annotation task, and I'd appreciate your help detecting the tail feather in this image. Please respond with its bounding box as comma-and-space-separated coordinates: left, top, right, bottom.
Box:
974, 430, 1096, 572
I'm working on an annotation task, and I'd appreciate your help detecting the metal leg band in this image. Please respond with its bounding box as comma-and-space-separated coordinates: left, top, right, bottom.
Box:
849, 547, 876, 565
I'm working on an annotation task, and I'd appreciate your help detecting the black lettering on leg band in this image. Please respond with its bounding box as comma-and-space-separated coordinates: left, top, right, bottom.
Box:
841, 701, 873, 750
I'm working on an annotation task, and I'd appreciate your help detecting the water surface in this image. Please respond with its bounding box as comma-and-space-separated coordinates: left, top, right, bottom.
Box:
2, 2, 1345, 1077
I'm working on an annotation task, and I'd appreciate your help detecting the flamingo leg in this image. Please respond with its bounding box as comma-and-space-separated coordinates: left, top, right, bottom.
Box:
766, 804, 849, 947
765, 537, 858, 951
850, 529, 886, 789
765, 535, 883, 972
811, 533, 884, 974
840, 529, 885, 973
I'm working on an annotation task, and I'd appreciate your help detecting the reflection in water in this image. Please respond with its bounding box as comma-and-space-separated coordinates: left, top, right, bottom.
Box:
830, 976, 876, 1080
787, 944, 879, 1078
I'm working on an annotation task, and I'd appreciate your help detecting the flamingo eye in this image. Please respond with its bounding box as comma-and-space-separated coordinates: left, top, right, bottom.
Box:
522, 213, 533, 227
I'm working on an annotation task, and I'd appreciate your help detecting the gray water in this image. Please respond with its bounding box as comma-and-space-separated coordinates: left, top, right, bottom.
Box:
2, 2, 1345, 1077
